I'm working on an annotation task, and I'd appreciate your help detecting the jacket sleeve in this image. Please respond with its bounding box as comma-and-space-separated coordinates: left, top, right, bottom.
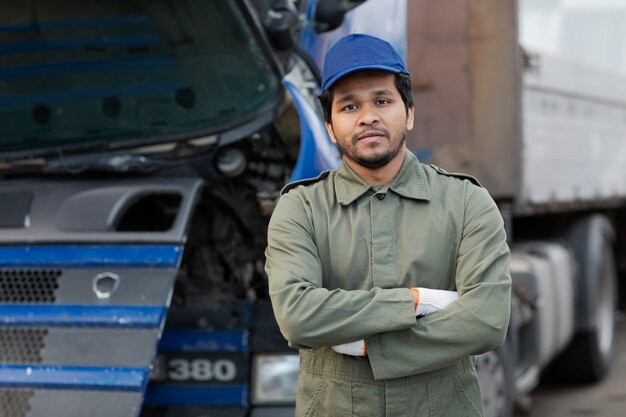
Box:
265, 192, 416, 349
365, 186, 511, 380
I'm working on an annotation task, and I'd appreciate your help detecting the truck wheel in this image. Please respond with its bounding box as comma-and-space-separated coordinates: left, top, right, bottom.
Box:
549, 215, 618, 382
475, 343, 514, 417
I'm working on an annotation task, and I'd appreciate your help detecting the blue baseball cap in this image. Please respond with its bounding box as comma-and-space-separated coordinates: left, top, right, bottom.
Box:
321, 33, 410, 92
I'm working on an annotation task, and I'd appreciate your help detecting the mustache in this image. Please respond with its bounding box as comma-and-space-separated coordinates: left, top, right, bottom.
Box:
352, 128, 390, 145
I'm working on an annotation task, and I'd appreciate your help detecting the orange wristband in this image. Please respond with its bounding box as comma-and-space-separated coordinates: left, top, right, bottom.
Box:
409, 287, 420, 312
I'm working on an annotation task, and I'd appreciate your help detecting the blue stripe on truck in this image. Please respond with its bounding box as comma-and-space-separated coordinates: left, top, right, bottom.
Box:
0, 365, 148, 391
0, 15, 151, 32
144, 385, 248, 406
0, 245, 183, 267
158, 330, 249, 352
0, 84, 184, 109
0, 34, 160, 54
0, 57, 172, 79
0, 305, 165, 328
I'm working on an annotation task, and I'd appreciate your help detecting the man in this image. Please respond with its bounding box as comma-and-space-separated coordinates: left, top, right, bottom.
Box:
265, 33, 511, 417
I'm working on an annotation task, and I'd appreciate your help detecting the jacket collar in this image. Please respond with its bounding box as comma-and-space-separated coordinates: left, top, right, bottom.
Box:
334, 151, 431, 205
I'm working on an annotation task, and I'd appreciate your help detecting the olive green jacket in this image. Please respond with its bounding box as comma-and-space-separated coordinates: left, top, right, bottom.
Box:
265, 151, 511, 416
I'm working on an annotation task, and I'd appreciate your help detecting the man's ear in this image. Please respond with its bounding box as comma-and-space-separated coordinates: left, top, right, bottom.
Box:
406, 106, 415, 132
325, 121, 337, 144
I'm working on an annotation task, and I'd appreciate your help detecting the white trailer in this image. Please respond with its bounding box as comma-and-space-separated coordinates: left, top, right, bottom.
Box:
406, 1, 624, 415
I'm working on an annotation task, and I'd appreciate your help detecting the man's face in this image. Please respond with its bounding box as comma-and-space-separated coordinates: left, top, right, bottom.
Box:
325, 70, 414, 169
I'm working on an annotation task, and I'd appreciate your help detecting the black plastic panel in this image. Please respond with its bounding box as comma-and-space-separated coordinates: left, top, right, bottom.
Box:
0, 192, 32, 228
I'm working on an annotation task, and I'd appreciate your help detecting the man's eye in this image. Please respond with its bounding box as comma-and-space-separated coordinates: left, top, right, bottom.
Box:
376, 98, 391, 105
341, 104, 357, 111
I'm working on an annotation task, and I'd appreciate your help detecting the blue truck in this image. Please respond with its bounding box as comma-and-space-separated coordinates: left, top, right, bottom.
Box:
1, 1, 624, 416
0, 1, 357, 416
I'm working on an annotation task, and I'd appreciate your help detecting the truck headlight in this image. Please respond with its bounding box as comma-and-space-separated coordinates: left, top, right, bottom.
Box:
252, 354, 299, 404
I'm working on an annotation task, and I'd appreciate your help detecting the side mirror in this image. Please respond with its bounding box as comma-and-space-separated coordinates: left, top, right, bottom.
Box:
263, 1, 299, 51
313, 0, 368, 33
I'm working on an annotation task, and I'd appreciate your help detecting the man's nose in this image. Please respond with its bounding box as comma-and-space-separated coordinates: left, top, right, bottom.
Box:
358, 104, 379, 126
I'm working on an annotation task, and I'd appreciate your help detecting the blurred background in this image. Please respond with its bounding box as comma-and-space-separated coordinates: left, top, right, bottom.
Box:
1, 1, 625, 417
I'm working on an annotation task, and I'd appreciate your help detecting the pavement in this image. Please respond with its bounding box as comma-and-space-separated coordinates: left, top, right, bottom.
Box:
522, 313, 626, 417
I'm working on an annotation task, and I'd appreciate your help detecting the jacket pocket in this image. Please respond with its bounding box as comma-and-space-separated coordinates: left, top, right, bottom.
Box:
426, 366, 484, 417
296, 371, 324, 417
349, 381, 384, 417
296, 371, 351, 417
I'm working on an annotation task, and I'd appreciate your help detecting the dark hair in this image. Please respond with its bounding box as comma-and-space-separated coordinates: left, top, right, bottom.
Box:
318, 73, 413, 124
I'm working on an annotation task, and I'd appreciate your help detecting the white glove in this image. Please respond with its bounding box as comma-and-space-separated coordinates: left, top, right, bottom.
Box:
332, 340, 366, 356
414, 287, 458, 316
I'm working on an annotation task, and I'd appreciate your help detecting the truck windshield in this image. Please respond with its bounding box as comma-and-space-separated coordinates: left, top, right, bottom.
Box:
0, 0, 281, 156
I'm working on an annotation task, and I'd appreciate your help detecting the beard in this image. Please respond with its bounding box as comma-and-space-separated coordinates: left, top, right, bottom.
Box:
335, 127, 407, 169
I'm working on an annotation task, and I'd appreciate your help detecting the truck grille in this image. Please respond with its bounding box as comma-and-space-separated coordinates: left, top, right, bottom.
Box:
0, 269, 54, 416
0, 269, 60, 303
0, 389, 33, 417
0, 328, 47, 364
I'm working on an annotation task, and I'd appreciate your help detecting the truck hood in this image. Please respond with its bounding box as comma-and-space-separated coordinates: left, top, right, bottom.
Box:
0, 0, 282, 165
